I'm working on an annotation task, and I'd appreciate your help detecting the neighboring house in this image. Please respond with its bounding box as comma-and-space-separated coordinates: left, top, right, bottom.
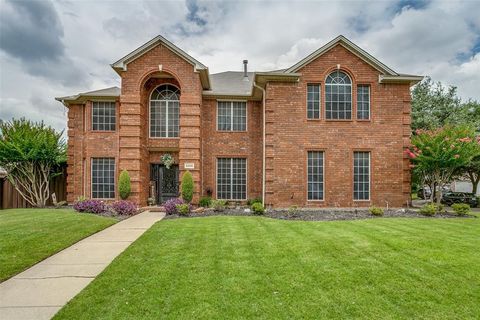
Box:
56, 35, 422, 207
450, 180, 480, 195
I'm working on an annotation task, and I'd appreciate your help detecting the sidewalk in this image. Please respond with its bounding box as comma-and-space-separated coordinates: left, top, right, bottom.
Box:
0, 210, 165, 320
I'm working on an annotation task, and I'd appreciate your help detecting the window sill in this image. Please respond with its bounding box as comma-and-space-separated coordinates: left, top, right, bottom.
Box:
90, 130, 117, 133
356, 119, 371, 122
325, 119, 354, 122
149, 137, 180, 139
216, 130, 248, 133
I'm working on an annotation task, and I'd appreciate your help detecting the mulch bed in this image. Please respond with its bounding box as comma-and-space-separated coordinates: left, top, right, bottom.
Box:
164, 207, 475, 221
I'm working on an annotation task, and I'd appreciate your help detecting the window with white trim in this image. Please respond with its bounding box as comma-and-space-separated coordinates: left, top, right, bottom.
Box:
217, 158, 247, 200
353, 151, 370, 200
325, 70, 352, 120
307, 151, 324, 200
217, 101, 247, 131
91, 158, 115, 199
307, 84, 321, 119
92, 101, 116, 131
150, 85, 180, 138
357, 85, 370, 120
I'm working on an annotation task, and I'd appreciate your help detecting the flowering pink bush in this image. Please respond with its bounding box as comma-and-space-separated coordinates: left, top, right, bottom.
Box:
73, 199, 107, 214
111, 200, 138, 216
163, 198, 185, 215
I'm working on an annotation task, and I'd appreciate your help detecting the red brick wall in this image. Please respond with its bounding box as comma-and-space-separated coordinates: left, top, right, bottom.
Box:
264, 44, 411, 207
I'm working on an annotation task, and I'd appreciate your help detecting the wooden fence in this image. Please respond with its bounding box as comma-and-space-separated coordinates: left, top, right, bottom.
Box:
0, 168, 67, 209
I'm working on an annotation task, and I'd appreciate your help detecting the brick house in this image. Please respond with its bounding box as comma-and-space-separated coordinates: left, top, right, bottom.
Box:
56, 35, 422, 208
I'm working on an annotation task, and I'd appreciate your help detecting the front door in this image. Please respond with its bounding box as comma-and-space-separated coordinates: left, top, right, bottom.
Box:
150, 164, 179, 204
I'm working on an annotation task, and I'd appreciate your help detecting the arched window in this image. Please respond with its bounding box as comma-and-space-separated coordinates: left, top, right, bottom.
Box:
325, 70, 352, 119
150, 84, 180, 137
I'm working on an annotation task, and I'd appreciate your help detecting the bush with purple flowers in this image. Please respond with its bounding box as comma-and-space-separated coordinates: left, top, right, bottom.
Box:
73, 199, 107, 214
111, 200, 138, 216
163, 198, 185, 215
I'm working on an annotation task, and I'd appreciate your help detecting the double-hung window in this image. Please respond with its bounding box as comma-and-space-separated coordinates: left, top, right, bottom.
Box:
91, 158, 115, 199
325, 70, 352, 119
357, 85, 370, 120
307, 84, 321, 119
92, 101, 116, 131
217, 101, 247, 131
217, 158, 247, 200
307, 151, 324, 200
150, 85, 180, 138
353, 151, 370, 200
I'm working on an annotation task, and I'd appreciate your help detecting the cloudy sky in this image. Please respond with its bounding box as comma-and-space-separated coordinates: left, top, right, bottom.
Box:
1, 0, 479, 132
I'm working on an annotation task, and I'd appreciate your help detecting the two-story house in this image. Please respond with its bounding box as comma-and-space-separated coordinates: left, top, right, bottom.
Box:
56, 35, 422, 208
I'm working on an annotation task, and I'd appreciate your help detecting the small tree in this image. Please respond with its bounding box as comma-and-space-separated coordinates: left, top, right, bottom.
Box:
406, 126, 479, 205
181, 171, 194, 203
0, 118, 66, 207
118, 169, 131, 199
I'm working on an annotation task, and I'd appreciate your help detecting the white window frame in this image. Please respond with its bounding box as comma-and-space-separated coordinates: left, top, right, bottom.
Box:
356, 85, 371, 120
216, 157, 248, 200
91, 157, 115, 200
306, 84, 321, 119
325, 70, 353, 120
149, 84, 180, 138
353, 151, 371, 201
216, 100, 247, 132
92, 101, 116, 131
307, 151, 325, 201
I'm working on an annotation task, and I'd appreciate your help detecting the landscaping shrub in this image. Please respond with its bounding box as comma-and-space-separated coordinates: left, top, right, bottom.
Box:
287, 205, 299, 216
247, 198, 262, 206
118, 170, 131, 200
419, 203, 438, 216
199, 196, 212, 208
452, 203, 471, 215
181, 171, 194, 203
164, 198, 185, 215
176, 203, 191, 216
251, 202, 265, 215
111, 200, 138, 216
210, 199, 227, 211
73, 199, 107, 214
369, 206, 384, 216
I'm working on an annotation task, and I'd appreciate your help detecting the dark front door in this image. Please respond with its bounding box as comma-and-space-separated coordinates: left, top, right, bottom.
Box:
150, 164, 179, 204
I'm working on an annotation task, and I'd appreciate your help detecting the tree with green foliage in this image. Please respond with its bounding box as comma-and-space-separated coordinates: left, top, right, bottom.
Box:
118, 169, 131, 199
0, 118, 66, 207
406, 126, 480, 205
455, 153, 480, 195
411, 77, 480, 131
181, 171, 194, 203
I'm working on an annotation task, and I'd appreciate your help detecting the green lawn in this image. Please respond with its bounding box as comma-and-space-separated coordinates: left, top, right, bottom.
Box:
0, 208, 116, 281
55, 216, 479, 319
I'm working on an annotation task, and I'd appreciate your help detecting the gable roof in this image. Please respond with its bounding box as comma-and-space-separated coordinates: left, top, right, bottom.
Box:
111, 35, 210, 89
286, 35, 397, 75
55, 86, 120, 104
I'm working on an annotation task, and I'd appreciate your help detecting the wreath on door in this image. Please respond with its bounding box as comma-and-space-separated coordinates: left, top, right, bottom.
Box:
161, 153, 175, 169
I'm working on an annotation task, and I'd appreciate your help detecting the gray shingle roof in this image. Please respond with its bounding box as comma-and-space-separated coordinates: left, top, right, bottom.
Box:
56, 86, 120, 101
205, 71, 254, 96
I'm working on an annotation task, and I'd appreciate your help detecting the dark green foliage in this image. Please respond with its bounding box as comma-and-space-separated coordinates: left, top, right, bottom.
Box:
118, 170, 131, 200
251, 202, 265, 215
181, 171, 194, 203
199, 196, 212, 207
247, 198, 262, 206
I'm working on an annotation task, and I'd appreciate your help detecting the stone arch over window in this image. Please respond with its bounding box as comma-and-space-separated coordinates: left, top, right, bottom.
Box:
149, 84, 180, 138
325, 70, 352, 120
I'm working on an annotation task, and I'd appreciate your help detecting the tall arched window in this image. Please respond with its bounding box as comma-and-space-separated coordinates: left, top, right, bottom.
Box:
325, 70, 352, 119
150, 84, 180, 137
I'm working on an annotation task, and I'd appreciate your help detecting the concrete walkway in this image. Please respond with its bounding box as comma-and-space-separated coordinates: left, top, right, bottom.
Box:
0, 210, 165, 320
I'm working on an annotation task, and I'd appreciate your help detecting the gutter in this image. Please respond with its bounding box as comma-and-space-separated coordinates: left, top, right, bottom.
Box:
253, 81, 266, 207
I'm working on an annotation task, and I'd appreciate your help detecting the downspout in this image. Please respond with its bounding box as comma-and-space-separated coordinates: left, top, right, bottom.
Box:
253, 82, 266, 206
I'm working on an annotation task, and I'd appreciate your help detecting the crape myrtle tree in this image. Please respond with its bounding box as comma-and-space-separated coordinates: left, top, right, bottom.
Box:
406, 126, 480, 205
0, 118, 66, 207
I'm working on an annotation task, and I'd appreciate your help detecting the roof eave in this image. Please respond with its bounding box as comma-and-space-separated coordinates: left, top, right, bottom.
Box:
379, 75, 424, 85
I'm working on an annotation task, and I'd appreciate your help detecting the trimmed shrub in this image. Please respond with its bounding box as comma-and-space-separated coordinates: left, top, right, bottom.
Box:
118, 170, 131, 200
164, 198, 185, 215
73, 199, 107, 214
369, 206, 384, 216
111, 200, 137, 215
181, 171, 194, 203
452, 203, 470, 215
419, 203, 437, 216
211, 199, 227, 212
247, 198, 262, 206
288, 205, 299, 216
199, 196, 212, 208
176, 203, 191, 216
251, 202, 265, 215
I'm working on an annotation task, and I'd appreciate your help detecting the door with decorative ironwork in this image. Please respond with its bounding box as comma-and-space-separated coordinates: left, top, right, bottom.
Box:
150, 164, 179, 204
